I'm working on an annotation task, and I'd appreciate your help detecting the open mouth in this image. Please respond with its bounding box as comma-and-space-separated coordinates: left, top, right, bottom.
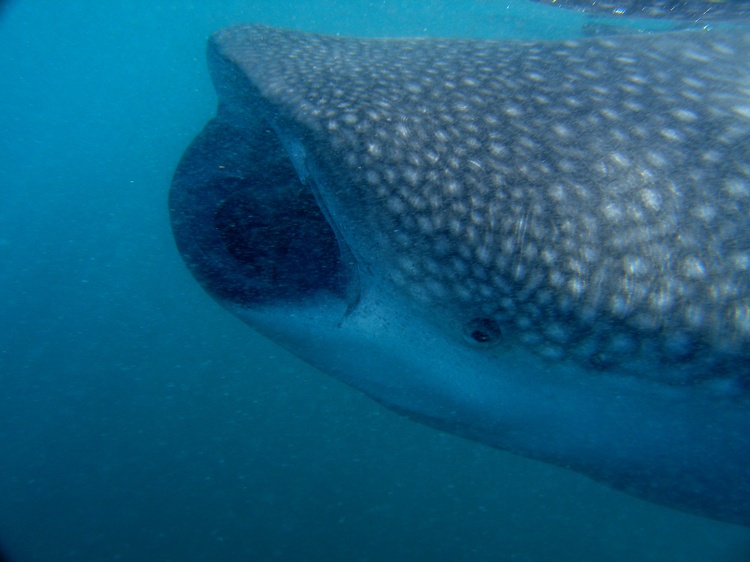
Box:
169, 116, 348, 306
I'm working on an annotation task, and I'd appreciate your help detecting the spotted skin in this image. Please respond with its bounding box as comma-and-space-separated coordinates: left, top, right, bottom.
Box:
210, 25, 750, 383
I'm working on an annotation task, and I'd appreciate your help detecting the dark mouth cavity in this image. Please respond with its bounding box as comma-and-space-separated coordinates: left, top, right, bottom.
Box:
213, 176, 344, 299
170, 116, 347, 306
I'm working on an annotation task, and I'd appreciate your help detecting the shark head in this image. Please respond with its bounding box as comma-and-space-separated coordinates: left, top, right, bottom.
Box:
170, 25, 750, 526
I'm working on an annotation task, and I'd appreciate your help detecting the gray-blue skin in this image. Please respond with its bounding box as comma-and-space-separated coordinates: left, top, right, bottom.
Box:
170, 25, 750, 526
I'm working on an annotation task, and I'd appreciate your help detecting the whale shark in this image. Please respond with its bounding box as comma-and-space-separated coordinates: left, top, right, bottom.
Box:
169, 24, 750, 526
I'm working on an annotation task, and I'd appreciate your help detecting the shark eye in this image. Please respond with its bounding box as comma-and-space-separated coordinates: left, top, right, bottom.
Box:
463, 318, 502, 347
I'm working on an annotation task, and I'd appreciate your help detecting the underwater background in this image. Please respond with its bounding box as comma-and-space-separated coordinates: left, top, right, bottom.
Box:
2, 1, 750, 560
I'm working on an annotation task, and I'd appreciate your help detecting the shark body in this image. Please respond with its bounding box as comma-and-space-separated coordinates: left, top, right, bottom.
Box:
170, 25, 750, 525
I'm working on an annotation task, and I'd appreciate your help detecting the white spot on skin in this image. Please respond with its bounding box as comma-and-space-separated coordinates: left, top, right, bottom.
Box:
551, 123, 572, 137
403, 167, 420, 186
600, 108, 620, 121
504, 104, 523, 117
445, 180, 462, 196
683, 256, 706, 279
622, 100, 643, 112
659, 128, 684, 142
683, 48, 711, 64
650, 287, 674, 314
671, 108, 699, 122
609, 152, 630, 168
623, 256, 650, 277
645, 151, 668, 168
602, 202, 623, 222
489, 142, 507, 156
640, 189, 661, 211
627, 73, 648, 85
342, 113, 358, 125
691, 204, 716, 223
724, 178, 750, 198
732, 253, 750, 271
405, 82, 423, 94
732, 302, 750, 334
567, 277, 583, 299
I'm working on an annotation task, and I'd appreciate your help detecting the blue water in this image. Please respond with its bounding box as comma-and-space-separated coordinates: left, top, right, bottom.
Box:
2, 1, 750, 560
